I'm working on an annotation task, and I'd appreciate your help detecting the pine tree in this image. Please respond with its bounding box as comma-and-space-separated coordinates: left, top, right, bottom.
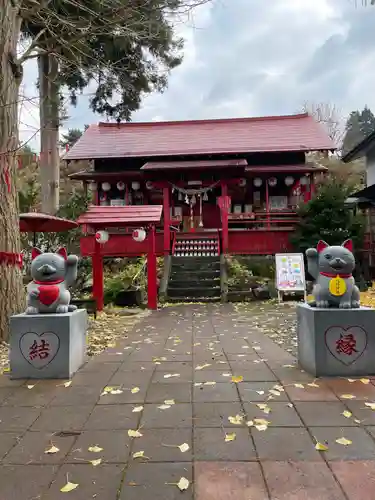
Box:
59, 129, 84, 149
291, 180, 365, 254
342, 111, 363, 154
359, 106, 375, 138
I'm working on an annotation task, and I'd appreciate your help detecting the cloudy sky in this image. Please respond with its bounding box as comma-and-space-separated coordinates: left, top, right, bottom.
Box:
20, 0, 375, 151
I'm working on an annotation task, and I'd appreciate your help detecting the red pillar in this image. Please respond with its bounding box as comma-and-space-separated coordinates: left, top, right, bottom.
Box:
92, 239, 104, 311
265, 180, 270, 229
221, 181, 229, 254
163, 186, 171, 254
147, 224, 158, 310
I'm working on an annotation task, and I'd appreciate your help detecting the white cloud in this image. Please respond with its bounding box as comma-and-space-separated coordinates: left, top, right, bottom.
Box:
19, 0, 375, 152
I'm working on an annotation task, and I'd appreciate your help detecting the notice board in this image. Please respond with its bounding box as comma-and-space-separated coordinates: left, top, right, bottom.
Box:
275, 253, 306, 301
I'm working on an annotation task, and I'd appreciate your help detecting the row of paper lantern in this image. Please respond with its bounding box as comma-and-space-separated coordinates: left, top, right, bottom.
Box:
95, 228, 146, 244
253, 176, 309, 188
93, 181, 154, 192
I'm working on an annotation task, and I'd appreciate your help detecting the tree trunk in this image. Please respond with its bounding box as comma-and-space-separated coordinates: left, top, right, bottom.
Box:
39, 52, 60, 214
0, 2, 25, 341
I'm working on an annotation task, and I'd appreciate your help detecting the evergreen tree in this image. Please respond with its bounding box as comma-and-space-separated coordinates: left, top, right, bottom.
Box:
359, 106, 375, 138
291, 180, 365, 255
342, 106, 375, 154
60, 129, 84, 149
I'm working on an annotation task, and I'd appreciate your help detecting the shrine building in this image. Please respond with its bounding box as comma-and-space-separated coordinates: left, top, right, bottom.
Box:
66, 113, 334, 307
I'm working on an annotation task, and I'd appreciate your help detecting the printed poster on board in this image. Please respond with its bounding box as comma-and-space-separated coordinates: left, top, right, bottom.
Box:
275, 253, 306, 292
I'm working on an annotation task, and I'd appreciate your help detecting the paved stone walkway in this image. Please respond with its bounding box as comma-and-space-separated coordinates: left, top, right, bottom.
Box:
1, 304, 375, 499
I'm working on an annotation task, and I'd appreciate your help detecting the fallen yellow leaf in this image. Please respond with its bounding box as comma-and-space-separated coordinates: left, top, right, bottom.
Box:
336, 437, 352, 446
158, 404, 171, 410
128, 430, 143, 438
90, 458, 102, 466
131, 387, 140, 394
132, 451, 145, 459
365, 402, 375, 410
225, 432, 236, 442
195, 364, 211, 370
204, 381, 216, 386
315, 442, 329, 451
269, 389, 280, 397
222, 373, 231, 377
44, 445, 60, 454
228, 414, 244, 425
231, 375, 243, 383
179, 443, 190, 453
246, 420, 254, 427
255, 424, 268, 431
88, 445, 103, 453
341, 394, 356, 400
307, 382, 320, 388
164, 399, 175, 405
63, 381, 72, 388
361, 378, 370, 385
273, 385, 285, 392
132, 406, 144, 413
294, 384, 304, 389
60, 481, 79, 493
164, 373, 180, 379
177, 477, 190, 491
342, 410, 352, 418
110, 389, 123, 395
27, 385, 35, 389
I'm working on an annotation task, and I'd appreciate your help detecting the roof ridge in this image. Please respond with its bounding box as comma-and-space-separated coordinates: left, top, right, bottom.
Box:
98, 113, 310, 128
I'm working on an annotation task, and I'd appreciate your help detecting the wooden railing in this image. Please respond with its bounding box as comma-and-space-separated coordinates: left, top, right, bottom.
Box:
228, 211, 298, 230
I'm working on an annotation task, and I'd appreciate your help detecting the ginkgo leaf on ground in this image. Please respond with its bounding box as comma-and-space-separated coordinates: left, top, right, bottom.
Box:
27, 385, 35, 389
228, 415, 244, 425
336, 437, 352, 446
231, 375, 243, 383
179, 443, 190, 453
307, 382, 319, 388
128, 430, 143, 438
60, 481, 79, 493
110, 389, 123, 395
88, 445, 103, 453
269, 389, 280, 397
341, 394, 356, 399
177, 477, 190, 491
131, 387, 140, 394
164, 399, 175, 405
361, 378, 370, 385
90, 458, 102, 466
63, 381, 72, 388
222, 373, 231, 377
204, 381, 216, 386
132, 451, 146, 459
158, 404, 171, 410
342, 410, 352, 418
315, 442, 329, 451
225, 433, 236, 442
45, 445, 60, 454
294, 384, 304, 389
365, 402, 375, 410
132, 406, 144, 413
195, 364, 211, 370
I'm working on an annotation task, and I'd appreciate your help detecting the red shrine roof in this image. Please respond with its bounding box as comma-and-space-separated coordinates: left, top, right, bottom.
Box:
141, 159, 248, 171
77, 205, 163, 227
65, 113, 335, 160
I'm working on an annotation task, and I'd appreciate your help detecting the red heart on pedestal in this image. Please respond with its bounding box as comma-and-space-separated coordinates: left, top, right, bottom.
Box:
37, 285, 60, 306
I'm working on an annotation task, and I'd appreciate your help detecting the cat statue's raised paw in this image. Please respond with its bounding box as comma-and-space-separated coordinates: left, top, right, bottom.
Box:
306, 239, 360, 309
25, 247, 79, 315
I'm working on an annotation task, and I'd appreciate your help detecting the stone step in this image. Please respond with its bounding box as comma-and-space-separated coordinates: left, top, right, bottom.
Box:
169, 279, 220, 288
166, 296, 222, 303
170, 269, 220, 277
167, 287, 221, 298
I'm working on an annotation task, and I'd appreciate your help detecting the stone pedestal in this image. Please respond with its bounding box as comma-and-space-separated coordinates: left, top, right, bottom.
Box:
297, 303, 375, 377
9, 309, 87, 379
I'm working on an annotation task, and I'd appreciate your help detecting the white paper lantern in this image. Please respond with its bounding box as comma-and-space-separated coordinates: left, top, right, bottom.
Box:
95, 230, 109, 244
117, 181, 125, 191
146, 181, 153, 190
253, 177, 262, 187
132, 228, 146, 242
132, 181, 140, 191
300, 176, 309, 186
268, 177, 277, 187
239, 178, 247, 187
285, 176, 294, 186
101, 182, 111, 192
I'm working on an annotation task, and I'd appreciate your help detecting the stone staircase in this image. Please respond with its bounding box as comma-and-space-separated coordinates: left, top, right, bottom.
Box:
167, 256, 221, 302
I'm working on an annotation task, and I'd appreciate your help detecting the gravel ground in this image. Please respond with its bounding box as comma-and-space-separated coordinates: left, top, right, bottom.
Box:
234, 300, 299, 357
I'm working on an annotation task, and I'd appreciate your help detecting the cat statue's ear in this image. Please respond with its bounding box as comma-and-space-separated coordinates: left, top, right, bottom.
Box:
342, 239, 353, 252
31, 247, 42, 260
317, 240, 329, 253
57, 248, 68, 260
